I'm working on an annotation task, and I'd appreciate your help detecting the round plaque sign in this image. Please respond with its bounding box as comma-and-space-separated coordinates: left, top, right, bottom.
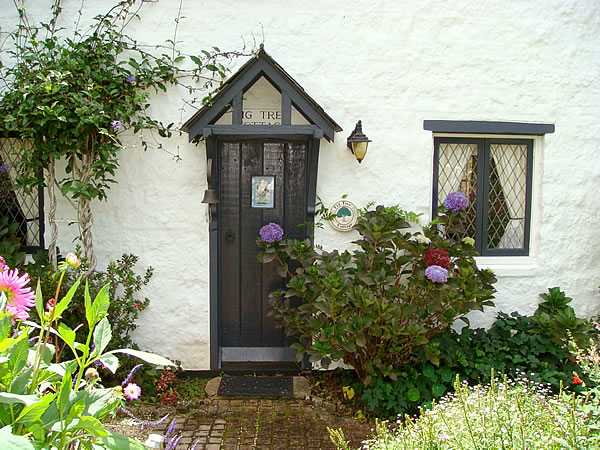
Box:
328, 199, 359, 232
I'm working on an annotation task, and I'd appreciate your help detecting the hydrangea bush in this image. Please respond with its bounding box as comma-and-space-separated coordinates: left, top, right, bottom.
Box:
256, 194, 496, 384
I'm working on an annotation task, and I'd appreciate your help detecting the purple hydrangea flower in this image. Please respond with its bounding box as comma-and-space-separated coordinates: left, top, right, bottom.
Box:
111, 120, 122, 131
125, 75, 137, 84
259, 223, 284, 243
444, 191, 468, 212
425, 265, 448, 283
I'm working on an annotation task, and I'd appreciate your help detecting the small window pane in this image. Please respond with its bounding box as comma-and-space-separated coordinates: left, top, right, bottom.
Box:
242, 76, 282, 124
488, 143, 528, 250
438, 142, 478, 240
291, 105, 310, 125
0, 138, 43, 250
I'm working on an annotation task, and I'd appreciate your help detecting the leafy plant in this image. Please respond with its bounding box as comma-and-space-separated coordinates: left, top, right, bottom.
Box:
531, 287, 594, 349
0, 0, 248, 267
431, 312, 583, 392
360, 363, 456, 419
0, 215, 25, 268
346, 373, 595, 449
176, 377, 207, 402
0, 255, 174, 448
257, 199, 496, 385
155, 369, 178, 406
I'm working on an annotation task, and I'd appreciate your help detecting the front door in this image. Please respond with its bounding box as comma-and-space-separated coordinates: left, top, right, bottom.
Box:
218, 140, 308, 366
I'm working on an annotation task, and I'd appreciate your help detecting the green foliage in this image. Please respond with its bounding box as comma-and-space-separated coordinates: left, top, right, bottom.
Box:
257, 204, 496, 384
0, 1, 243, 200
0, 263, 174, 448
432, 312, 582, 392
360, 363, 456, 419
176, 377, 207, 402
28, 252, 151, 351
532, 287, 594, 349
0, 216, 25, 268
356, 308, 586, 419
26, 251, 153, 386
351, 373, 596, 449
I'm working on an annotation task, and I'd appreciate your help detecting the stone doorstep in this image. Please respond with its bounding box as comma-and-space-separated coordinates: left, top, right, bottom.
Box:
204, 376, 310, 399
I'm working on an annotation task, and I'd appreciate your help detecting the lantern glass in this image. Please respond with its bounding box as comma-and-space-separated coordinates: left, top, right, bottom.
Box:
352, 141, 368, 162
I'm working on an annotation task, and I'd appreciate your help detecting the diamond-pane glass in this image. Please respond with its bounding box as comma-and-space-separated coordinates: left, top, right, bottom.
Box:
487, 143, 527, 249
0, 138, 42, 249
438, 142, 478, 240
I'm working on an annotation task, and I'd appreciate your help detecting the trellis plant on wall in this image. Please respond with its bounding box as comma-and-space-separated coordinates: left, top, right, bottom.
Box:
182, 45, 342, 369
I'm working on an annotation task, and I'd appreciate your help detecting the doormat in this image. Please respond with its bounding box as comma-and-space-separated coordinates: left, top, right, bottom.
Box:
217, 376, 293, 397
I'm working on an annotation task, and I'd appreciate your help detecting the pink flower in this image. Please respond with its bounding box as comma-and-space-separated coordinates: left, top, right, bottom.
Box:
0, 256, 8, 272
124, 383, 142, 400
0, 269, 35, 321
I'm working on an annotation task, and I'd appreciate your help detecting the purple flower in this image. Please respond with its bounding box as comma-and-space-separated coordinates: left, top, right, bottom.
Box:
165, 419, 177, 440
118, 405, 169, 430
0, 164, 12, 175
111, 120, 122, 131
444, 191, 468, 212
259, 223, 284, 243
125, 75, 137, 84
425, 265, 448, 283
122, 364, 142, 387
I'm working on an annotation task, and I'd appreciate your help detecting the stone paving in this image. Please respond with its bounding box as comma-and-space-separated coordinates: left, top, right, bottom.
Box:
151, 396, 371, 449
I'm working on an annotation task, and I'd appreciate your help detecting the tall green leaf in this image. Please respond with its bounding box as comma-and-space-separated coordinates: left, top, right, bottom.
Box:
8, 338, 29, 378
15, 393, 56, 427
53, 277, 82, 319
0, 425, 35, 449
34, 281, 43, 323
74, 416, 107, 438
56, 369, 72, 417
0, 393, 39, 407
92, 318, 111, 356
106, 349, 175, 367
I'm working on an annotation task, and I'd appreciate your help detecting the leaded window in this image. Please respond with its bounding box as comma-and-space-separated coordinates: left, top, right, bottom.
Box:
433, 137, 533, 256
0, 138, 44, 253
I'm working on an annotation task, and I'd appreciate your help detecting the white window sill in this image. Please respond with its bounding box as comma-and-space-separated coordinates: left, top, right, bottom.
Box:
474, 256, 538, 277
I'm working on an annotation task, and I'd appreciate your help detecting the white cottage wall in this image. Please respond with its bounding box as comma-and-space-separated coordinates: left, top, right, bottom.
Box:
1, 0, 599, 369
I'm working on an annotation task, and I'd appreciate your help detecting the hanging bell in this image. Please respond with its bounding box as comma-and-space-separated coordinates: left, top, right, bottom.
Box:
201, 189, 219, 204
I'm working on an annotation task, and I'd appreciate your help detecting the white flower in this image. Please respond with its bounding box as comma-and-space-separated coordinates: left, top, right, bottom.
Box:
415, 234, 431, 244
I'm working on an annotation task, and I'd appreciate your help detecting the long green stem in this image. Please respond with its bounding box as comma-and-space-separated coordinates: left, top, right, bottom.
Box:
74, 324, 95, 392
30, 270, 66, 393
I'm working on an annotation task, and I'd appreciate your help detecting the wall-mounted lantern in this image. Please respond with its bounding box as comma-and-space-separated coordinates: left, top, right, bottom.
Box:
347, 120, 371, 164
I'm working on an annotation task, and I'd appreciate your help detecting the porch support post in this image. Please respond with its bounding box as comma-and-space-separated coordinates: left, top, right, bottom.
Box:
206, 137, 220, 370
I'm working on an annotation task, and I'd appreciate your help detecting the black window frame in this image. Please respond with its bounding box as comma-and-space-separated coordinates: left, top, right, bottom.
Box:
0, 135, 45, 254
432, 137, 534, 257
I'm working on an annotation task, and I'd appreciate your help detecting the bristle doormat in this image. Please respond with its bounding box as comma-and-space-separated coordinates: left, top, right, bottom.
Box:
217, 376, 293, 397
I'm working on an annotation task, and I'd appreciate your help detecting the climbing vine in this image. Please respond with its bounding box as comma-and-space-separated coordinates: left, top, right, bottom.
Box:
0, 0, 249, 267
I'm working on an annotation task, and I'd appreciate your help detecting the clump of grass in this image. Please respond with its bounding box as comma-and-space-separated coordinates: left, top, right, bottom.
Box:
334, 371, 592, 449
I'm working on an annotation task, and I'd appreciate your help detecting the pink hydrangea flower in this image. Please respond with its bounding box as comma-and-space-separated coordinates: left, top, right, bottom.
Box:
124, 383, 142, 400
0, 269, 35, 321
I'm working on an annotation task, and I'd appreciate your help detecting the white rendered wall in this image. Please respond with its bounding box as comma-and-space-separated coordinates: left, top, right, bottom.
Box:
1, 0, 599, 369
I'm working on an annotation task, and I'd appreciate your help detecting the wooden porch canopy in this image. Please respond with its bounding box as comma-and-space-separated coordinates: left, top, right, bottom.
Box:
181, 45, 342, 142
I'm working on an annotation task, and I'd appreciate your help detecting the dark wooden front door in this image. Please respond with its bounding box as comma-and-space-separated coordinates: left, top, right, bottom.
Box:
218, 141, 307, 365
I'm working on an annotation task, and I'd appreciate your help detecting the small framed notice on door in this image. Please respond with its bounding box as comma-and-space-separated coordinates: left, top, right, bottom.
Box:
251, 176, 275, 208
